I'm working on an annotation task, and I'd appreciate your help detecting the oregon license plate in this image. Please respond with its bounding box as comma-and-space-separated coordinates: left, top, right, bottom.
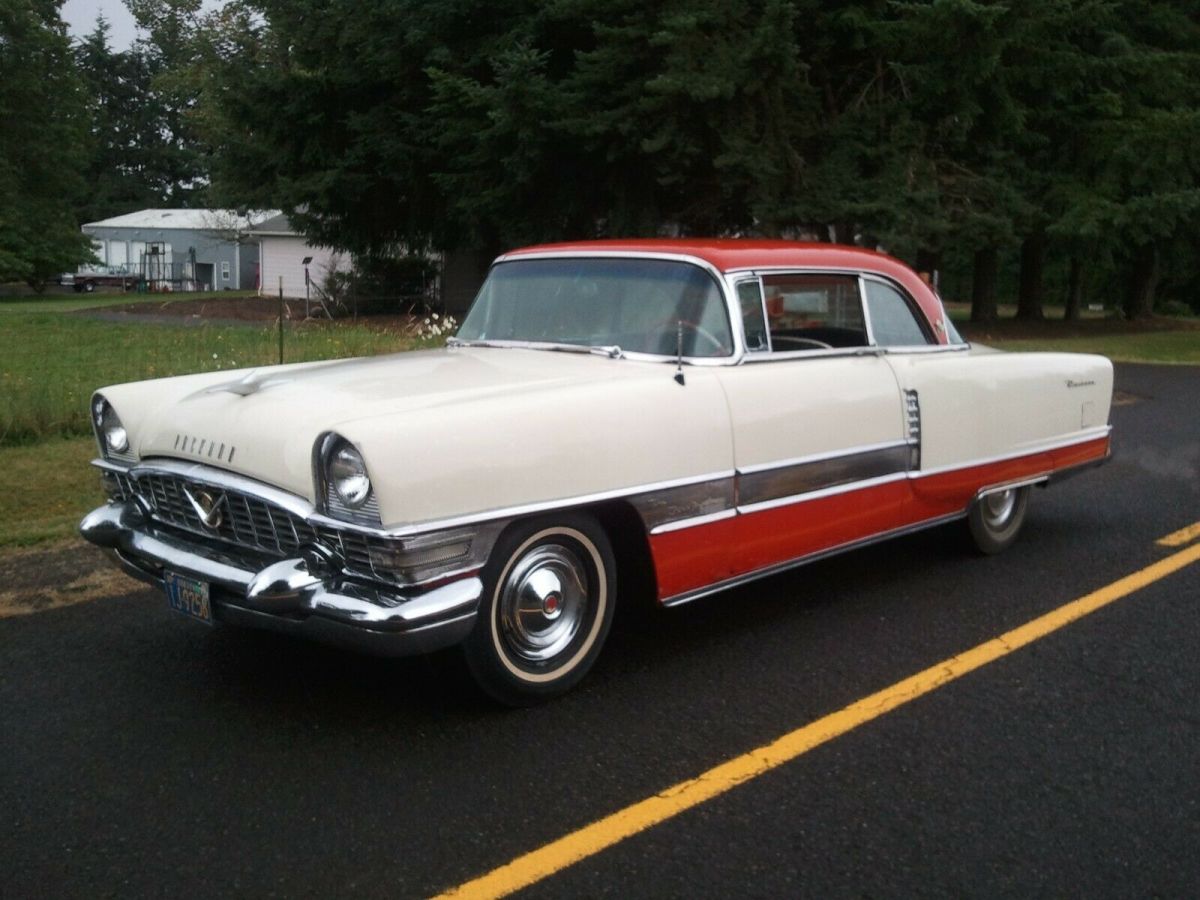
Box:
164, 571, 213, 625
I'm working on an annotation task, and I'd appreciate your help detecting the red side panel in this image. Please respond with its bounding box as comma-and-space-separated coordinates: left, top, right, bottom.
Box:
649, 434, 1110, 602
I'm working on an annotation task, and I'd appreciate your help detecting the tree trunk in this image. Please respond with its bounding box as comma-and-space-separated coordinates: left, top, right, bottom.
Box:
970, 247, 999, 323
1064, 257, 1083, 321
1016, 233, 1045, 320
915, 248, 940, 289
1124, 243, 1158, 319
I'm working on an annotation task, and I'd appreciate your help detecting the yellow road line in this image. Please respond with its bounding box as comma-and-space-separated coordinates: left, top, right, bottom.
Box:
437, 539, 1200, 899
1157, 521, 1200, 548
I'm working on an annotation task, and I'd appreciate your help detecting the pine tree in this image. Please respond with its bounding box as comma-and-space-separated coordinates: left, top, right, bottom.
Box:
0, 0, 93, 288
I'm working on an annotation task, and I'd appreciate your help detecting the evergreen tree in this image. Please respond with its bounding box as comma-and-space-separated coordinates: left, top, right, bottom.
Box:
74, 15, 168, 221
0, 0, 93, 288
124, 0, 212, 205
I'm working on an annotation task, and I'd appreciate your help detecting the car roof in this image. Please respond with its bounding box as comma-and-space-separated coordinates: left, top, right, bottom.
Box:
500, 239, 948, 342
502, 238, 898, 275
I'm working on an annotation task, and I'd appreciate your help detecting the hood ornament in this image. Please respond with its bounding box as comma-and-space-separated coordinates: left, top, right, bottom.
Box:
206, 370, 287, 397
183, 486, 226, 529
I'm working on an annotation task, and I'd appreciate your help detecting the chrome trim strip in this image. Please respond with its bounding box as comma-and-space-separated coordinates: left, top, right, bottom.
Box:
738, 347, 885, 363
736, 439, 912, 476
737, 471, 910, 516
881, 344, 969, 356
661, 511, 965, 607
738, 444, 911, 508
628, 476, 736, 532
914, 427, 1112, 478
858, 273, 878, 347
92, 458, 132, 474
976, 474, 1050, 499
649, 509, 738, 536
404, 469, 737, 536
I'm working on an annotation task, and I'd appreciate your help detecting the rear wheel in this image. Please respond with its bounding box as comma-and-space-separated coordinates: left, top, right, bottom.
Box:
968, 485, 1030, 554
463, 513, 616, 705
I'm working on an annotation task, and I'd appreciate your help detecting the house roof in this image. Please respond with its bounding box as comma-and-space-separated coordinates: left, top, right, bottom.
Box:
83, 209, 281, 231
245, 212, 298, 236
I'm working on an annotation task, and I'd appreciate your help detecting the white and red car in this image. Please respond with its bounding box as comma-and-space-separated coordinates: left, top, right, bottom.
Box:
81, 240, 1113, 703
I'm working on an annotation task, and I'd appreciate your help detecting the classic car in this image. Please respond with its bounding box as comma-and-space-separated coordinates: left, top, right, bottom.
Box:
80, 240, 1113, 703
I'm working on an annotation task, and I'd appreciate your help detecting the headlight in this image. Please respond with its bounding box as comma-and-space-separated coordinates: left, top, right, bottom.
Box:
328, 442, 371, 508
92, 397, 129, 454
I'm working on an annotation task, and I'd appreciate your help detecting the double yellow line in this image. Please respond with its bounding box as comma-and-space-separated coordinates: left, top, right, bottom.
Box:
439, 524, 1200, 899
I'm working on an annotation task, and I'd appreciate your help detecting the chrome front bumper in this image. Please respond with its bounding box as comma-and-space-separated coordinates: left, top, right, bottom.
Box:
79, 501, 482, 656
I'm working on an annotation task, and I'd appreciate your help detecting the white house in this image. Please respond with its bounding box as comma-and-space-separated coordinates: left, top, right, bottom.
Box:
248, 214, 348, 299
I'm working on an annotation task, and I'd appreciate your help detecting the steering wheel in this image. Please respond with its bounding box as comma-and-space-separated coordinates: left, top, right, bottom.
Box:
772, 336, 833, 351
655, 319, 727, 355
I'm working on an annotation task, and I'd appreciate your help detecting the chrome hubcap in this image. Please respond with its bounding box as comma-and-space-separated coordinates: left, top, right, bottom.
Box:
498, 544, 589, 663
982, 489, 1016, 528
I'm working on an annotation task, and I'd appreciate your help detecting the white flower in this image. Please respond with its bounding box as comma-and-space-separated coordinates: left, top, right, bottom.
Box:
432, 313, 439, 320
212, 353, 218, 359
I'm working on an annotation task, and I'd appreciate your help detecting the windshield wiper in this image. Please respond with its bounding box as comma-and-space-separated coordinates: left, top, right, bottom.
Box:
448, 338, 623, 359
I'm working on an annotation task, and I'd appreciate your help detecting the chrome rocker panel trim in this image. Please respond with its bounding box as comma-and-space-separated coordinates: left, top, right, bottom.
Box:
79, 501, 481, 657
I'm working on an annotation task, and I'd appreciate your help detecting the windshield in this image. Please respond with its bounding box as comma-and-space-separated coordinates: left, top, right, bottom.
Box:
456, 258, 734, 358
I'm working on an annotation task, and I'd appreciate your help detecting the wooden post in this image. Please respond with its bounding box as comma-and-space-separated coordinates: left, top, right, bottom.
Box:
278, 276, 284, 364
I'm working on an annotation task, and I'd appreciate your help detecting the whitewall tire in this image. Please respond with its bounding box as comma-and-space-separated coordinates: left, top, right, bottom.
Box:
463, 513, 617, 705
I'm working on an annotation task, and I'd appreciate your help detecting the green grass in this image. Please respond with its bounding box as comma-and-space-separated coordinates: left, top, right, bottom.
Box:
944, 302, 1112, 323
983, 331, 1200, 364
0, 290, 255, 314
0, 313, 427, 445
0, 436, 102, 547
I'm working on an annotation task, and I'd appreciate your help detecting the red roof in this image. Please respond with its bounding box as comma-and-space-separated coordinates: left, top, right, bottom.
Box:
501, 239, 949, 343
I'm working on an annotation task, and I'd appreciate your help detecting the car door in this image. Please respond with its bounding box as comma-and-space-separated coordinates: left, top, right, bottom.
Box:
712, 273, 914, 581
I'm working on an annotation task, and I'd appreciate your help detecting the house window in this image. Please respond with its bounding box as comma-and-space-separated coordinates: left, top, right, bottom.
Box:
221, 261, 231, 282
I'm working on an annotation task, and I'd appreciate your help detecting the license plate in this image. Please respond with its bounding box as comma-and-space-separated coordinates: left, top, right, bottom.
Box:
164, 571, 213, 625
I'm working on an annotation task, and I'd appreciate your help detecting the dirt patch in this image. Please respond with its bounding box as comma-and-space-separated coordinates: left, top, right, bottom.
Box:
0, 538, 141, 617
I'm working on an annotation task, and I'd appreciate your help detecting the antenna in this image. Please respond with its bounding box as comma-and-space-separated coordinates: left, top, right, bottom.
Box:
674, 320, 686, 386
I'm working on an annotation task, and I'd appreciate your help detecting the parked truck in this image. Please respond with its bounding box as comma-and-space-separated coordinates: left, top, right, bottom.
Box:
59, 265, 143, 293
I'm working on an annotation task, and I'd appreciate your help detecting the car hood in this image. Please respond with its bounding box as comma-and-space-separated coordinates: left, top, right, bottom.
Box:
103, 347, 733, 528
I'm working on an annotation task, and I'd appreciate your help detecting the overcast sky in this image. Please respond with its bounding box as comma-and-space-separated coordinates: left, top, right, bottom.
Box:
61, 0, 141, 48
61, 0, 226, 49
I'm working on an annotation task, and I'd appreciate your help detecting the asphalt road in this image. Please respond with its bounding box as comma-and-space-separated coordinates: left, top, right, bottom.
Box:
3, 363, 1198, 898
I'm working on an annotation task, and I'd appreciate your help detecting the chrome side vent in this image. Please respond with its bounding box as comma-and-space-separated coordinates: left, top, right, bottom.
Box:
174, 433, 237, 464
904, 389, 921, 469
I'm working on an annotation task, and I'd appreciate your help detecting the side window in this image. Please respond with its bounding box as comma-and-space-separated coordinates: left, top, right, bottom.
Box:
736, 280, 770, 351
761, 274, 866, 351
864, 280, 932, 347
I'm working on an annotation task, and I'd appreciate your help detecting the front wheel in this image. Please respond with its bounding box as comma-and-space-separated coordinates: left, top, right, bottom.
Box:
463, 513, 616, 705
967, 485, 1030, 554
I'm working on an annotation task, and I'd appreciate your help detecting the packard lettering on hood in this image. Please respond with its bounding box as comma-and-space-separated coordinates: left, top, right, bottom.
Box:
79, 240, 1113, 704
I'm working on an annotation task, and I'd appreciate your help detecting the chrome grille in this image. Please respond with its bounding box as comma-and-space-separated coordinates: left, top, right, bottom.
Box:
101, 470, 136, 502
132, 471, 392, 582
137, 471, 313, 556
